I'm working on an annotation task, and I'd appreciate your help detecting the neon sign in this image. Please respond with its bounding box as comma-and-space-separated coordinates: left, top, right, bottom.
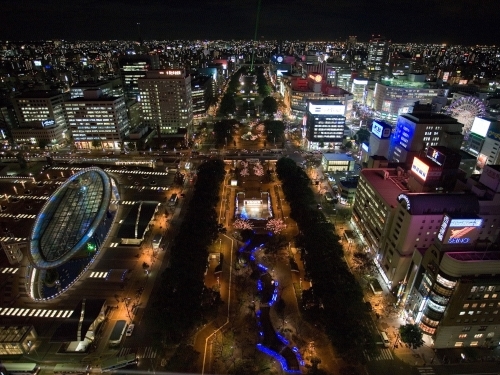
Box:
397, 194, 411, 210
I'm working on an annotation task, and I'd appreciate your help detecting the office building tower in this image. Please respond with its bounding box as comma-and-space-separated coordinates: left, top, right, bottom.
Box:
369, 78, 448, 123
305, 100, 346, 149
191, 75, 213, 124
368, 120, 392, 158
119, 55, 159, 101
11, 90, 68, 148
367, 35, 390, 74
138, 69, 193, 137
389, 112, 462, 165
64, 89, 129, 149
70, 80, 122, 99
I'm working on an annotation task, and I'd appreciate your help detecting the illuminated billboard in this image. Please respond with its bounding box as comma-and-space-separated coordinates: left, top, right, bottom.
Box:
470, 117, 491, 137
308, 103, 345, 115
372, 121, 391, 139
438, 214, 482, 245
426, 147, 446, 166
411, 158, 430, 181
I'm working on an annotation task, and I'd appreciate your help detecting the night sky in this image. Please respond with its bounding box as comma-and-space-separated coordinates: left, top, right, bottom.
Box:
1, 0, 499, 45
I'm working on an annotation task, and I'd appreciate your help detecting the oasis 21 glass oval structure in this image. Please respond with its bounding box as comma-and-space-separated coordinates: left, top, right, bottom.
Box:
27, 167, 119, 301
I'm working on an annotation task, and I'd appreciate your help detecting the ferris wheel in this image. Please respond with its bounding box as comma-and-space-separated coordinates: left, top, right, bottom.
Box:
446, 96, 486, 134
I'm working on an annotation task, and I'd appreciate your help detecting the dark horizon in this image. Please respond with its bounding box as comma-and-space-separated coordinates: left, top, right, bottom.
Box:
0, 0, 499, 45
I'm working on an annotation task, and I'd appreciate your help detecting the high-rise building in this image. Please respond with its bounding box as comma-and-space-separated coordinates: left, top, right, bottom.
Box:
191, 75, 213, 124
402, 166, 500, 347
64, 89, 130, 149
119, 55, 159, 101
11, 90, 68, 148
138, 69, 193, 138
367, 35, 390, 74
389, 112, 462, 165
305, 100, 346, 149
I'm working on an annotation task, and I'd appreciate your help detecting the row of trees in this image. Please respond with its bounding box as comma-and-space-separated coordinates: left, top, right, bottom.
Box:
218, 67, 248, 116
149, 159, 226, 344
275, 157, 377, 362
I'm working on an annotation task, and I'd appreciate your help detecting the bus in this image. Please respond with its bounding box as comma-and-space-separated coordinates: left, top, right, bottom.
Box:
2, 363, 40, 375
101, 354, 138, 372
168, 193, 178, 206
109, 320, 127, 347
152, 234, 162, 249
53, 364, 90, 375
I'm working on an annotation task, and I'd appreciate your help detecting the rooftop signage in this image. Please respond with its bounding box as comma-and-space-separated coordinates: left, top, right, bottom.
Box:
159, 70, 182, 76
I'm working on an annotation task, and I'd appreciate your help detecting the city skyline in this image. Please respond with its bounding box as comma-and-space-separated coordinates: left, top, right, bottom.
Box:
1, 0, 500, 45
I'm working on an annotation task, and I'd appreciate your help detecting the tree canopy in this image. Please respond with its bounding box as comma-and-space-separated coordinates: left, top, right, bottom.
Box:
354, 128, 370, 145
218, 94, 236, 116
399, 324, 424, 349
261, 96, 278, 115
148, 159, 225, 343
276, 157, 376, 361
263, 120, 285, 143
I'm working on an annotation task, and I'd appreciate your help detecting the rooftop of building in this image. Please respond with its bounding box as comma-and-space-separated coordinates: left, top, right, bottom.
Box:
66, 95, 121, 102
323, 153, 355, 161
378, 77, 437, 89
360, 168, 407, 208
339, 177, 359, 189
403, 193, 479, 215
458, 150, 478, 161
446, 250, 500, 262
71, 80, 110, 88
15, 90, 62, 99
400, 112, 458, 124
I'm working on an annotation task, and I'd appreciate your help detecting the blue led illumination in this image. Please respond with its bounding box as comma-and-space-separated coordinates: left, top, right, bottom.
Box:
256, 344, 301, 374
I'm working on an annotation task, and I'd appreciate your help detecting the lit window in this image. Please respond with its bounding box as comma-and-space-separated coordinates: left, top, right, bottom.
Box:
470, 341, 479, 346
474, 334, 483, 338
454, 342, 463, 347
459, 311, 465, 315
458, 334, 467, 339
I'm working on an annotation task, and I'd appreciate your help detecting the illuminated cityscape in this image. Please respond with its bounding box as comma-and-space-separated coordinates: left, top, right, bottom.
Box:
1, 1, 500, 374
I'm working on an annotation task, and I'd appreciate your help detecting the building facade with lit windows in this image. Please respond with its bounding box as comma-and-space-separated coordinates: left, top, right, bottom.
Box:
282, 73, 353, 120
402, 212, 500, 348
368, 78, 449, 123
11, 90, 68, 148
352, 162, 500, 291
305, 100, 347, 149
64, 89, 130, 150
389, 112, 462, 165
138, 69, 193, 137
119, 54, 159, 101
367, 35, 390, 74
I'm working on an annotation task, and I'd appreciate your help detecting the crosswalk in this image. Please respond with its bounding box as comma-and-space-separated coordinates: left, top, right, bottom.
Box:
124, 185, 169, 191
110, 200, 139, 205
105, 169, 169, 176
365, 348, 394, 361
6, 194, 49, 200
0, 236, 28, 242
0, 307, 74, 318
52, 166, 170, 177
88, 271, 109, 279
118, 347, 157, 359
417, 366, 435, 375
0, 268, 19, 274
0, 213, 37, 219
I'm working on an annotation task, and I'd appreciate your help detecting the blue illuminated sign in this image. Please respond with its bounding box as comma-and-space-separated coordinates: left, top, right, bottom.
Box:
42, 119, 55, 127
